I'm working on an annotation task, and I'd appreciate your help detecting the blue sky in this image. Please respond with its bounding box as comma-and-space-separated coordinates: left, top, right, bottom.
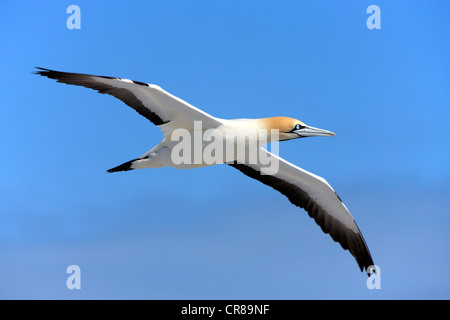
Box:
1, 1, 449, 299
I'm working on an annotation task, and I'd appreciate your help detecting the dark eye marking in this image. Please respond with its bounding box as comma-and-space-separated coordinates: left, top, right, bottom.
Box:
288, 124, 306, 133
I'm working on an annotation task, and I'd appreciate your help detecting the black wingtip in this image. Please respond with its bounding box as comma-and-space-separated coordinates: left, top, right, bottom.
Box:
107, 158, 140, 173
34, 67, 58, 78
33, 67, 48, 75
365, 264, 378, 277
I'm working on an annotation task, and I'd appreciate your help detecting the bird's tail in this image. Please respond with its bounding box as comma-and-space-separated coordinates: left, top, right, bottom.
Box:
107, 158, 140, 173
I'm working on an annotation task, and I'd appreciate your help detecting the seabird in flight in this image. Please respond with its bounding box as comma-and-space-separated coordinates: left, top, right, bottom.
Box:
35, 67, 374, 275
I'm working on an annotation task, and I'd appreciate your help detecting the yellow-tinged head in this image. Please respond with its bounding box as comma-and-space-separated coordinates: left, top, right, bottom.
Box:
259, 116, 335, 141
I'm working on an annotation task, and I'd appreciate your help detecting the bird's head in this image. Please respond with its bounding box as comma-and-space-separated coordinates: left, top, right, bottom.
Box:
261, 117, 336, 141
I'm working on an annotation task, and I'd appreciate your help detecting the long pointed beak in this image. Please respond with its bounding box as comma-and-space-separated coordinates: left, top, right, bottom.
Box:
294, 125, 336, 138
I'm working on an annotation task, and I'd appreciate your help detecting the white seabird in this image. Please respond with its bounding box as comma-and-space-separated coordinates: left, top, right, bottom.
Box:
35, 67, 374, 274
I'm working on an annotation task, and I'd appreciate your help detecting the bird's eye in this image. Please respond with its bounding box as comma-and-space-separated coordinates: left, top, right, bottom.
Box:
295, 124, 302, 130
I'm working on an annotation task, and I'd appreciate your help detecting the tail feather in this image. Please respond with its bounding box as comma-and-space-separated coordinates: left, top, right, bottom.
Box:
107, 158, 140, 173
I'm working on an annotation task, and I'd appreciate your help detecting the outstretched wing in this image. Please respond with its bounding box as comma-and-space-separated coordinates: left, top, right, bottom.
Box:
35, 67, 222, 134
228, 148, 374, 274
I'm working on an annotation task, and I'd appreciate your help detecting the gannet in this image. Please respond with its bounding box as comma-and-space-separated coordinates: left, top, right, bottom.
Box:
35, 67, 374, 275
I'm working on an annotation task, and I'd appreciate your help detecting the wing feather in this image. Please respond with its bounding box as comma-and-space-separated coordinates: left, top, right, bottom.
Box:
35, 67, 222, 131
228, 149, 374, 274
